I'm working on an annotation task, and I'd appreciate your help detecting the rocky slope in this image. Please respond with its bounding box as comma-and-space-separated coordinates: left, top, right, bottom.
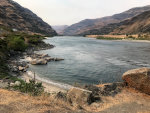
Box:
63, 5, 150, 36
86, 10, 150, 35
110, 11, 150, 34
0, 0, 57, 36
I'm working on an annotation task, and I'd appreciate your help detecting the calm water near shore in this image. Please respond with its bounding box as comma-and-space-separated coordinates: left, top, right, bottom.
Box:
29, 36, 150, 85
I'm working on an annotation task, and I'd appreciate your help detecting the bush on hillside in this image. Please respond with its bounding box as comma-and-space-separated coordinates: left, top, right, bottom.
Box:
0, 39, 8, 53
27, 37, 42, 44
127, 35, 136, 39
13, 79, 44, 96
26, 34, 44, 44
7, 36, 27, 51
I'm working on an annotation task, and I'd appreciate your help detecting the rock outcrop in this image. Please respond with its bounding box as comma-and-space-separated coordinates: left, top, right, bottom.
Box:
122, 68, 150, 95
30, 59, 47, 65
67, 88, 92, 108
28, 53, 64, 65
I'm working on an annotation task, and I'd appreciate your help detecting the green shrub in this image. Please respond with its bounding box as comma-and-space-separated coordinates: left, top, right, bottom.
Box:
97, 36, 122, 40
27, 37, 42, 44
127, 35, 136, 39
26, 34, 44, 44
0, 62, 9, 80
0, 39, 8, 53
13, 79, 44, 96
7, 36, 27, 51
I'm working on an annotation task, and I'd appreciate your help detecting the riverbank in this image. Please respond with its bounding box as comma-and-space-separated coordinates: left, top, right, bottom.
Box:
0, 33, 65, 94
86, 34, 150, 42
13, 47, 68, 93
21, 71, 71, 93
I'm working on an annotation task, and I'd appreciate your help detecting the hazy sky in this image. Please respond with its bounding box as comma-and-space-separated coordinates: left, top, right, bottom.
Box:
13, 0, 150, 25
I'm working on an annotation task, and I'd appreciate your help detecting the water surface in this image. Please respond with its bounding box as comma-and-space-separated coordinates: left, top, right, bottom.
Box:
29, 36, 150, 85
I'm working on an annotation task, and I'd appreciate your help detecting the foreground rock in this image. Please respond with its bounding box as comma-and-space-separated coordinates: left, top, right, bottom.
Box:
122, 67, 150, 95
85, 82, 123, 97
67, 88, 92, 108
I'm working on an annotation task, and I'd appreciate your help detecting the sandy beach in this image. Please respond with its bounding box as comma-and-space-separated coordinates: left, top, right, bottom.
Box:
118, 39, 150, 43
21, 71, 70, 93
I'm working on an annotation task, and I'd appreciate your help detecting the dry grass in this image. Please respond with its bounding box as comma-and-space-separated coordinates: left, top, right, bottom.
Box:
0, 87, 150, 113
84, 87, 150, 113
0, 89, 76, 113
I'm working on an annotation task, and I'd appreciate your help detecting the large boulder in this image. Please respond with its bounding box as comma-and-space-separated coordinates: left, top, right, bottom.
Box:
122, 68, 150, 95
67, 88, 92, 107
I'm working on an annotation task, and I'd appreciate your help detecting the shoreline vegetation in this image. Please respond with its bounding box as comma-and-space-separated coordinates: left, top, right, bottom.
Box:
0, 30, 56, 94
21, 71, 67, 93
86, 34, 150, 41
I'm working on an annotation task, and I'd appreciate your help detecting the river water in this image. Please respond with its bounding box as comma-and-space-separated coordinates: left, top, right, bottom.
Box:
29, 36, 150, 85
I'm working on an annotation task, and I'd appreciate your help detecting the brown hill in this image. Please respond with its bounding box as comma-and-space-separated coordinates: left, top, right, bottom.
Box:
0, 0, 57, 36
86, 10, 150, 35
63, 5, 150, 36
111, 11, 150, 34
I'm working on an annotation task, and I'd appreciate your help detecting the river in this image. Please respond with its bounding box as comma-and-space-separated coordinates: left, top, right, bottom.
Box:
29, 36, 150, 85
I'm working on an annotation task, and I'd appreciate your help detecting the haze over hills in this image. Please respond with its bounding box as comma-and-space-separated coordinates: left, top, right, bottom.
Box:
63, 5, 150, 36
52, 25, 68, 35
0, 0, 57, 36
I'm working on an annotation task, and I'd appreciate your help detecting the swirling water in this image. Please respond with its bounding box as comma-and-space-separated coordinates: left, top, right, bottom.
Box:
29, 36, 150, 85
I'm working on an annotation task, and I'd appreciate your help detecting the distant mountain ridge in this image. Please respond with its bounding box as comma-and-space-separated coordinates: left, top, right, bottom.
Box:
63, 5, 150, 36
0, 0, 57, 36
52, 25, 68, 35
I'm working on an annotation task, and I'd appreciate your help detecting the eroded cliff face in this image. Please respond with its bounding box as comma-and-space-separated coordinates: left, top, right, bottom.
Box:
0, 0, 57, 36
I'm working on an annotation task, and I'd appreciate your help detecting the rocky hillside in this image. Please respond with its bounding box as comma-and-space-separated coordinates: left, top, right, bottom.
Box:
63, 5, 150, 36
0, 0, 57, 36
86, 10, 150, 35
52, 25, 68, 35
110, 11, 150, 34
